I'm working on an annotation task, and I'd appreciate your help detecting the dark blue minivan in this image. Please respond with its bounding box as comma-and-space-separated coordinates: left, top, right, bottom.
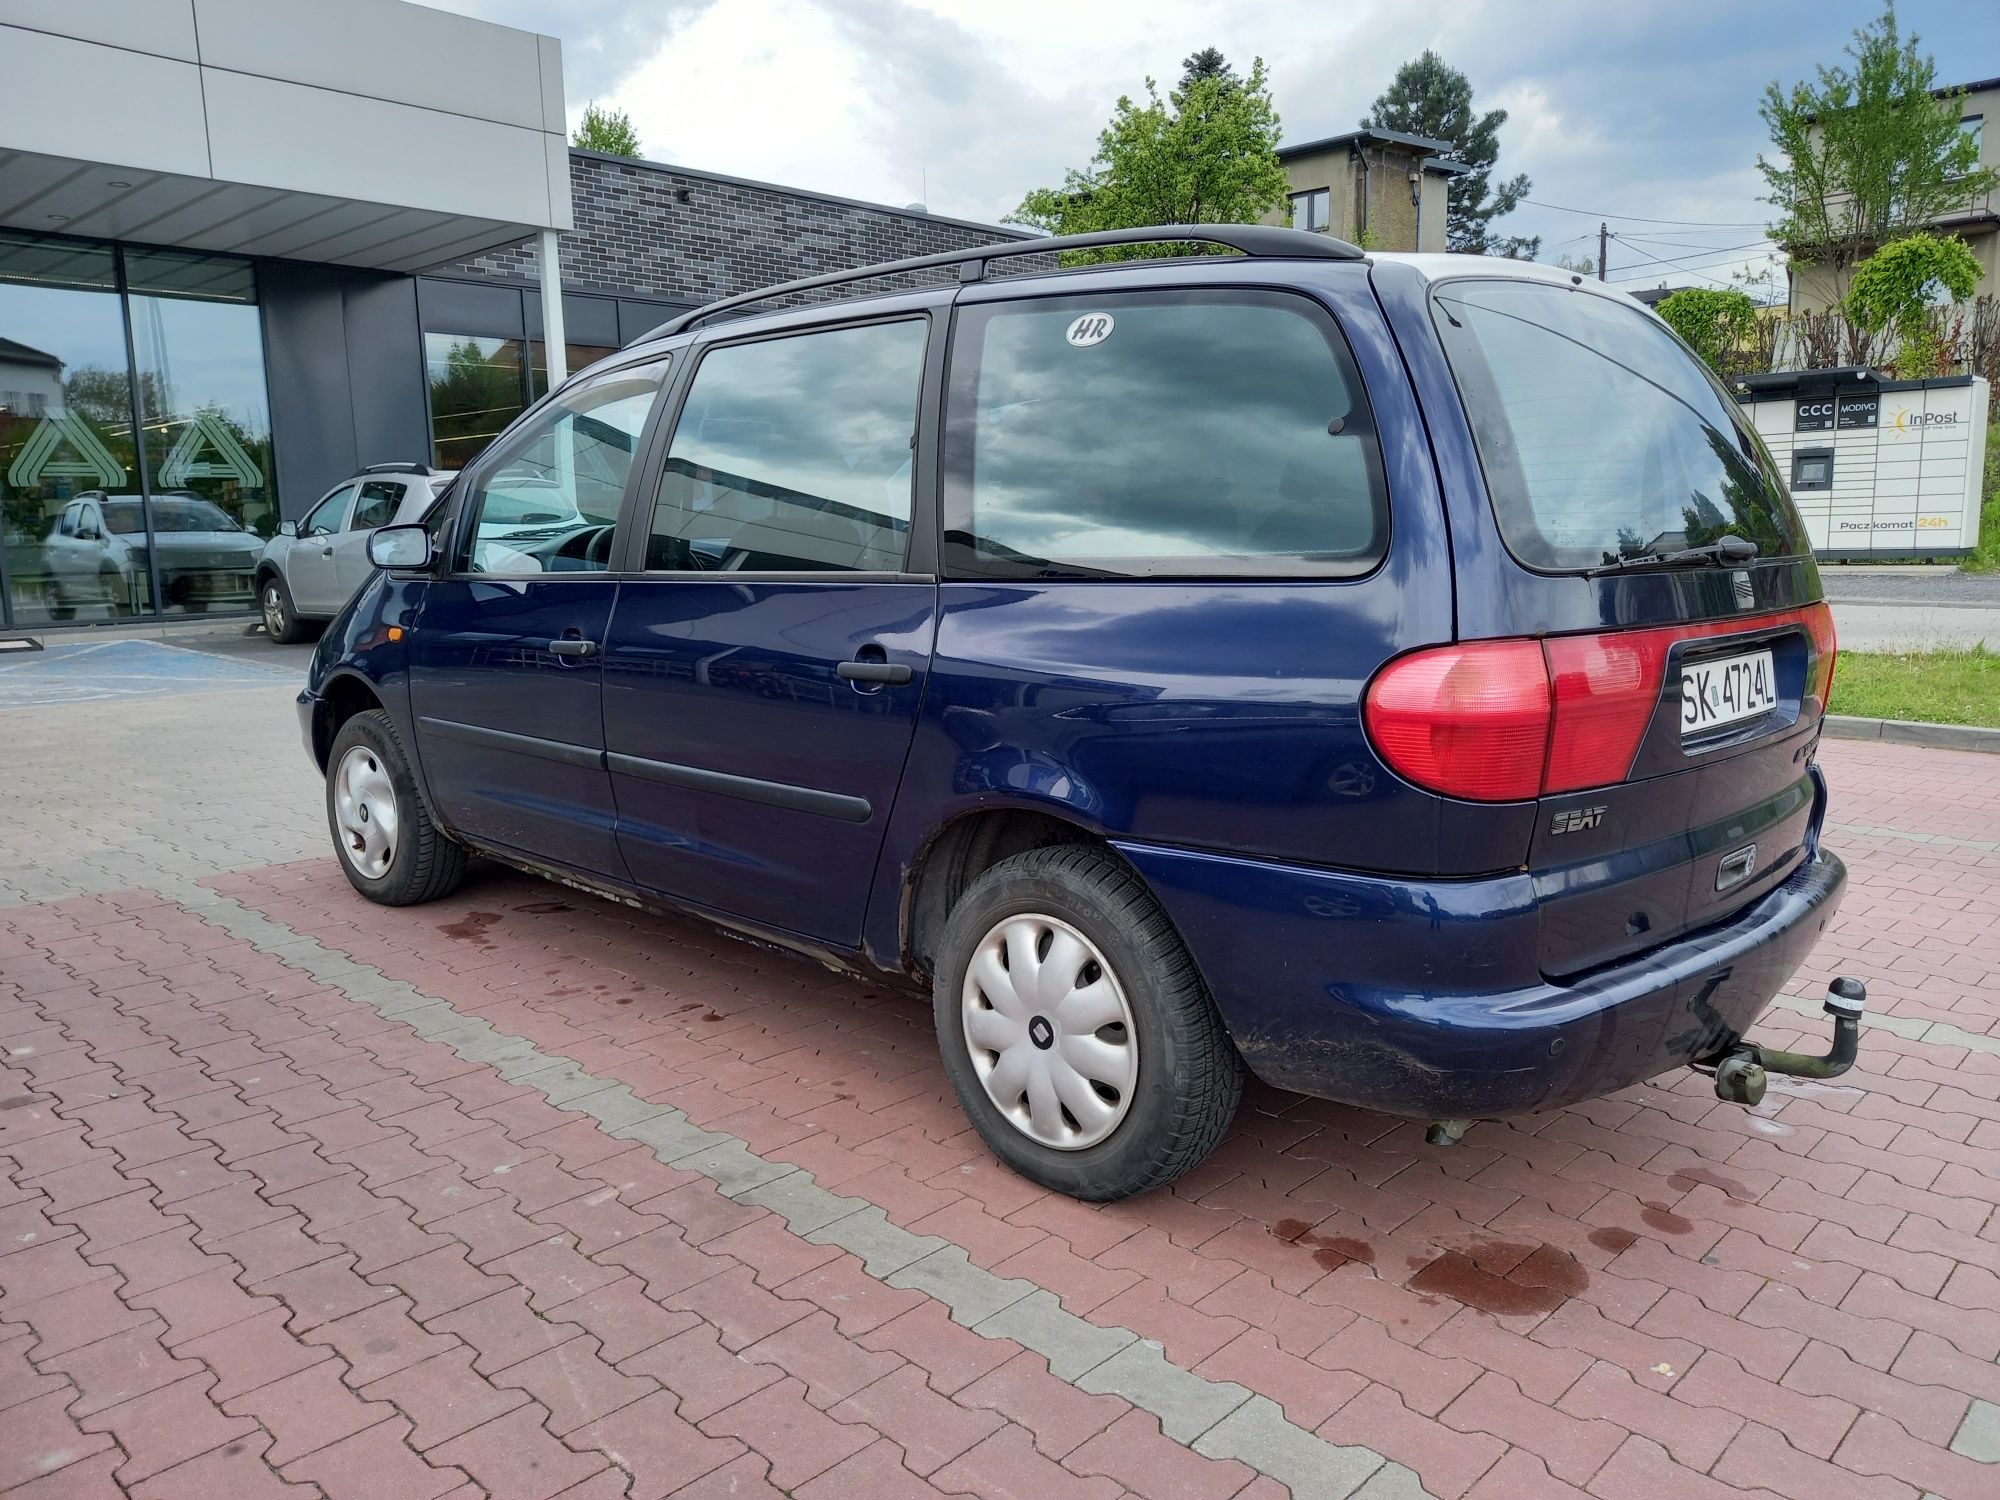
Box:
300, 226, 1852, 1199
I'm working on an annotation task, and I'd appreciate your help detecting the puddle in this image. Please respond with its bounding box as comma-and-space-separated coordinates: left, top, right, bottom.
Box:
437, 911, 501, 945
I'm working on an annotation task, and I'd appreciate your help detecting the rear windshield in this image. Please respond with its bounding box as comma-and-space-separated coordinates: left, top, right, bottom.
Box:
1431, 279, 1808, 572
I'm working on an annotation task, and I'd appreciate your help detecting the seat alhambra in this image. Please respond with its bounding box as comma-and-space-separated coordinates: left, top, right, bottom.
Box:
297, 225, 1855, 1200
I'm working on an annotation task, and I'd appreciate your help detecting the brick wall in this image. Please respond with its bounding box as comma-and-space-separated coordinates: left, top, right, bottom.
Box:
437, 149, 1032, 307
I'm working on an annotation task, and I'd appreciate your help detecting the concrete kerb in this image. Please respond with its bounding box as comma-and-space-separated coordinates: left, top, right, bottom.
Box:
1825, 715, 2000, 754
162, 877, 1427, 1500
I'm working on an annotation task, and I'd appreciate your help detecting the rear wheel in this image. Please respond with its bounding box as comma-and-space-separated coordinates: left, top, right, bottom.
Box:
933, 845, 1242, 1200
261, 574, 312, 643
325, 709, 465, 905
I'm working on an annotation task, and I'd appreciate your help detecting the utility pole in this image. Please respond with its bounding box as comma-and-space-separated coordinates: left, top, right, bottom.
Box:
1598, 223, 1608, 281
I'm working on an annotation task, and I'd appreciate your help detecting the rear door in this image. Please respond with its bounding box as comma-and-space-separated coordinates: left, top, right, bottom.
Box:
1413, 272, 1833, 978
601, 307, 941, 946
407, 359, 671, 877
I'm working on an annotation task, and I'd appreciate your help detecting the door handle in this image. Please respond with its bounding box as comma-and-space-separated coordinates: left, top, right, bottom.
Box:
837, 659, 912, 685
548, 638, 598, 658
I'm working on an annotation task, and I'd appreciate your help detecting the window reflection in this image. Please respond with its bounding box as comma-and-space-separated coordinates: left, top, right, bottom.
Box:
0, 232, 278, 627
528, 339, 619, 399
649, 320, 926, 574
0, 235, 147, 625
130, 292, 275, 612
945, 296, 1387, 578
426, 333, 528, 472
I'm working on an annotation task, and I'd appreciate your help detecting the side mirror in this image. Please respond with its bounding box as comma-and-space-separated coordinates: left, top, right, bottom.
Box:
277, 519, 299, 538
368, 524, 435, 571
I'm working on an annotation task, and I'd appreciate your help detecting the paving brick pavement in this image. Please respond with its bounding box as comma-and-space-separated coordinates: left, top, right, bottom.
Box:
4, 663, 2000, 1496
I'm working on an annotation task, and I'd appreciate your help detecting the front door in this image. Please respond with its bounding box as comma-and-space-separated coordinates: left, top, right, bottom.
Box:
288, 484, 354, 614
408, 359, 671, 878
602, 314, 938, 945
329, 479, 403, 602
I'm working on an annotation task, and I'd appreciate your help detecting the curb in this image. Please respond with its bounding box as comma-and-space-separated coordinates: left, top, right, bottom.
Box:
1825, 714, 2000, 753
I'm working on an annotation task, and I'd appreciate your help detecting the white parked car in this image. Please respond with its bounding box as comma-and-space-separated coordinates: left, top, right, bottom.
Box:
255, 464, 454, 642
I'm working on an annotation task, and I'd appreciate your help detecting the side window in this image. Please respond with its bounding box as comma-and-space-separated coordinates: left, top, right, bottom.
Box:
301, 486, 354, 537
647, 319, 928, 573
350, 481, 401, 531
458, 360, 669, 575
942, 293, 1388, 578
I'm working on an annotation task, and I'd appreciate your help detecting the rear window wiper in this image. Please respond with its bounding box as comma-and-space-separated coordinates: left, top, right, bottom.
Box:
1585, 535, 1759, 577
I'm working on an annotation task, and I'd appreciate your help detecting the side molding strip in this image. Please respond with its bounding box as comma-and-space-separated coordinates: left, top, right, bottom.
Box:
416, 717, 606, 771
608, 751, 872, 824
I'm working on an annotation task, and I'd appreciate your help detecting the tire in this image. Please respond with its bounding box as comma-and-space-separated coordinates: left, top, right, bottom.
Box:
260, 573, 312, 643
325, 709, 466, 906
933, 845, 1243, 1200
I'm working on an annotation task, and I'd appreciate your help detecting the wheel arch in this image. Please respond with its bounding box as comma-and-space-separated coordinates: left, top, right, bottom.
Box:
309, 670, 385, 771
901, 804, 1129, 980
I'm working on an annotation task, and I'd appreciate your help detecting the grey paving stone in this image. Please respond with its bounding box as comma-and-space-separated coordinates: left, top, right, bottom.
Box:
731, 1172, 868, 1235
676, 1138, 796, 1196
886, 1246, 1035, 1327
1078, 1341, 1250, 1444
806, 1205, 945, 1278
1951, 1398, 2000, 1462
973, 1289, 1136, 1380
1194, 1395, 1395, 1499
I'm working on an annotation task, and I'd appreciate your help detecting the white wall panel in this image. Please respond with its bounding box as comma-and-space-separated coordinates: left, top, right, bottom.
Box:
203, 70, 558, 227
0, 27, 209, 177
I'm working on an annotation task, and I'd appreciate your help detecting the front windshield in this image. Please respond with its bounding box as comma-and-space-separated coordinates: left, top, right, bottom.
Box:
1430, 279, 1809, 572
147, 498, 240, 533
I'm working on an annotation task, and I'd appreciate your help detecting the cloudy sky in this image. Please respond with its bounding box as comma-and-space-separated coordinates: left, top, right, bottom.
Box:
436, 0, 1999, 294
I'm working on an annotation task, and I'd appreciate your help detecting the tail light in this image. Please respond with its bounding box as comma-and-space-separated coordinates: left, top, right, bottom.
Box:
1364, 606, 1835, 803
1362, 640, 1549, 801
1801, 601, 1837, 712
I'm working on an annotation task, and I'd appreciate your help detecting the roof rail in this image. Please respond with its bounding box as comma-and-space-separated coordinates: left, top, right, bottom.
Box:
361, 462, 437, 476
644, 224, 1365, 341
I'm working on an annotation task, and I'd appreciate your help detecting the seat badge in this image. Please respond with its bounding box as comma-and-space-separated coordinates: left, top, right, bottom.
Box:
1550, 805, 1606, 835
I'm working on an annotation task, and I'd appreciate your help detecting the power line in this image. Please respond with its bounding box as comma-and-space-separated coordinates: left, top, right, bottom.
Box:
1612, 229, 1778, 251
1604, 237, 1775, 277
1518, 196, 1768, 229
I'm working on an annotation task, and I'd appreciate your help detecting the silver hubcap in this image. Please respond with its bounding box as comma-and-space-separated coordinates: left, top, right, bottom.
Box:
962, 913, 1138, 1150
263, 584, 283, 632
333, 744, 399, 879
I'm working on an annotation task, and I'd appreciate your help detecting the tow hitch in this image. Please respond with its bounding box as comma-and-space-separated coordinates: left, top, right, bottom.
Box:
1705, 978, 1867, 1107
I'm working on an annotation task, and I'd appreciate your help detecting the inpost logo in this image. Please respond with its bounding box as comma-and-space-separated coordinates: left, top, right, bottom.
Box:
1892, 408, 1958, 432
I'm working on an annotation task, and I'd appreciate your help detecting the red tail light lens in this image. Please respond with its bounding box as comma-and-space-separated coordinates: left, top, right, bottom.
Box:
1364, 606, 1833, 803
1801, 601, 1837, 711
1543, 631, 1674, 793
1362, 640, 1551, 801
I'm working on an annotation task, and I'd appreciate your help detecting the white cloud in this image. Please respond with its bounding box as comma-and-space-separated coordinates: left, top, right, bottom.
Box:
422, 0, 2000, 286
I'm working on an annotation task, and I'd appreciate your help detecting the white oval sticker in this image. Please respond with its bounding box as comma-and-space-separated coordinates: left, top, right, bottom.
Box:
1065, 313, 1115, 347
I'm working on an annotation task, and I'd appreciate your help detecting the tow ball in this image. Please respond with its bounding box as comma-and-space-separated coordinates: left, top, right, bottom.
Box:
1706, 978, 1867, 1107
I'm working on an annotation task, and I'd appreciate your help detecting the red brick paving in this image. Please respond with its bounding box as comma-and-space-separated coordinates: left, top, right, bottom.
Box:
0, 738, 1996, 1497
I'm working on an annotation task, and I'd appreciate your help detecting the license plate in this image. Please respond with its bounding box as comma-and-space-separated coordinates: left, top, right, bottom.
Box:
1682, 649, 1777, 736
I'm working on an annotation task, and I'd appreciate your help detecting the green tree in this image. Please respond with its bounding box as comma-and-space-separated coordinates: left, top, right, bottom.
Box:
572, 102, 640, 157
1179, 47, 1237, 92
1362, 50, 1536, 258
1008, 57, 1288, 259
1655, 287, 1761, 376
1758, 1, 1996, 298
1846, 231, 1983, 376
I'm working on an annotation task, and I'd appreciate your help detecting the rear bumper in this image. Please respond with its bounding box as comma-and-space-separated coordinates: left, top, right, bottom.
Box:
1116, 837, 1847, 1120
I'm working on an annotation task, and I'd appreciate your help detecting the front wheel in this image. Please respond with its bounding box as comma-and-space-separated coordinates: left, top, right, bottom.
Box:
325, 710, 465, 905
933, 845, 1243, 1200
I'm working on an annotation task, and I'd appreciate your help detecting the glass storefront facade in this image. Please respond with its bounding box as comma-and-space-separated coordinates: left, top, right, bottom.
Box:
0, 232, 276, 628
423, 331, 617, 472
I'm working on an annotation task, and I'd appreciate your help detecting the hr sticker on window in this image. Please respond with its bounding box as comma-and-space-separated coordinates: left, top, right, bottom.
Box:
1065, 313, 1114, 347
